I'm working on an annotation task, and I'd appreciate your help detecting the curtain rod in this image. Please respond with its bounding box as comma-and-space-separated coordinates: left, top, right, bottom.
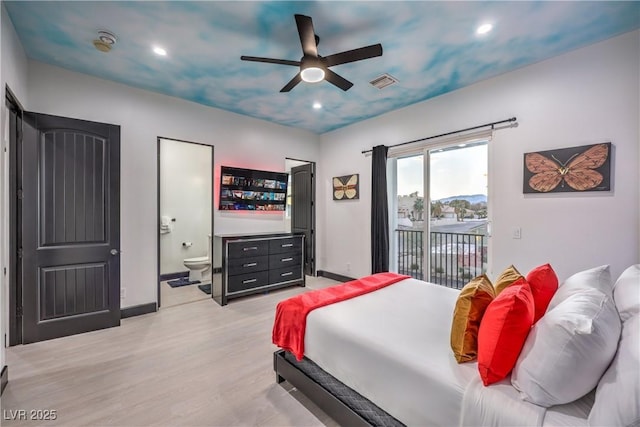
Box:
361, 117, 517, 154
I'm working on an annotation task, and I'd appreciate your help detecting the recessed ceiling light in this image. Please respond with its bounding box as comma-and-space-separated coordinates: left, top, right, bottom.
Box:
313, 102, 322, 109
153, 46, 167, 56
476, 23, 493, 35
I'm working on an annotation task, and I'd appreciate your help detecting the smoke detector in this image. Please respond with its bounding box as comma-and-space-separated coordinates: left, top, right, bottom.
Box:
93, 31, 117, 53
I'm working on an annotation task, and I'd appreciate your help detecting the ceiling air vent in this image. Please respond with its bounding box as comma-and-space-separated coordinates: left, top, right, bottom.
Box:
369, 73, 398, 89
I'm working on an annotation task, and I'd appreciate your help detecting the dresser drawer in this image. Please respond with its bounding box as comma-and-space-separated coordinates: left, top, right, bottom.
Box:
269, 265, 303, 284
227, 240, 269, 259
227, 271, 269, 294
269, 253, 302, 270
228, 255, 268, 276
269, 237, 302, 255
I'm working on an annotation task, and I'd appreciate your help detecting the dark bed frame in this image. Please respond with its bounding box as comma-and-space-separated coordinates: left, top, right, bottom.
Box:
273, 350, 370, 426
274, 349, 404, 427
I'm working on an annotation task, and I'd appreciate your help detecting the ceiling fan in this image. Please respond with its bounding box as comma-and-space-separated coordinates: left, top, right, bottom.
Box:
241, 14, 383, 92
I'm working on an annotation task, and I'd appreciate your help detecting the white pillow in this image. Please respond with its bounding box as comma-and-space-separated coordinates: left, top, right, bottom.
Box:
511, 288, 621, 407
613, 264, 640, 322
547, 265, 612, 312
589, 264, 640, 427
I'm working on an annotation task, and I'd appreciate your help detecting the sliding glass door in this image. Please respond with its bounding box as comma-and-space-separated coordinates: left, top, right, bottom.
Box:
389, 139, 489, 288
390, 154, 425, 278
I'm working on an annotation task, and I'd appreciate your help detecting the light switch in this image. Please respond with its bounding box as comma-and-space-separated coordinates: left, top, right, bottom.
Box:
512, 227, 522, 239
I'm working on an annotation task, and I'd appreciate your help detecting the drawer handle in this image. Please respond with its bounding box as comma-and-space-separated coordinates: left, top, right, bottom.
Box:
243, 247, 258, 251
281, 243, 294, 248
281, 257, 293, 262
243, 278, 257, 284
281, 272, 293, 277
243, 262, 257, 267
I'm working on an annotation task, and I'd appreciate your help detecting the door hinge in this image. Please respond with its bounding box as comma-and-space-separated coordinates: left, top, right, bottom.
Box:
17, 189, 24, 200
3, 267, 6, 276
16, 306, 23, 316
17, 248, 23, 259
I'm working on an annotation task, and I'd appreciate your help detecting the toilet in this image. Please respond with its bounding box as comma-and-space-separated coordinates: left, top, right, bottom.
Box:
183, 234, 212, 282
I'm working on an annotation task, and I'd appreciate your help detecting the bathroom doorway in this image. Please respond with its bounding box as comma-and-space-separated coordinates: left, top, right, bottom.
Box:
157, 137, 214, 308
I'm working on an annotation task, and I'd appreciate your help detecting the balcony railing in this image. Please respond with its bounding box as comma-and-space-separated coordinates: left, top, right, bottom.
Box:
395, 229, 487, 289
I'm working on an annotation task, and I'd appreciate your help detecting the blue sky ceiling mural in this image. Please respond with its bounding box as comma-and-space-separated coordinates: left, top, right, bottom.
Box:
5, 1, 640, 134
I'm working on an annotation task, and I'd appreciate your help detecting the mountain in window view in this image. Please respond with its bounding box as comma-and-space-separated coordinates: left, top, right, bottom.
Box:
437, 194, 487, 204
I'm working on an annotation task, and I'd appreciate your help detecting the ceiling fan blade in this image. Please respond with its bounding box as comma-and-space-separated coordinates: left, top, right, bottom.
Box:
322, 44, 383, 67
324, 69, 353, 91
295, 14, 318, 57
240, 56, 300, 67
280, 73, 303, 92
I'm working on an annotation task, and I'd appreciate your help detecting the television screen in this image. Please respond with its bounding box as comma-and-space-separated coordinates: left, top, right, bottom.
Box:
219, 166, 288, 211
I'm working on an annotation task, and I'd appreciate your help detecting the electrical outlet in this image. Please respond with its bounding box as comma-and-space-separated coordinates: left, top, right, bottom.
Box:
512, 227, 522, 239
121, 287, 126, 299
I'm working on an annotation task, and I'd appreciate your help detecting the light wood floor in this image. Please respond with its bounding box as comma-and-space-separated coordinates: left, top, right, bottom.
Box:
2, 276, 341, 426
160, 275, 216, 308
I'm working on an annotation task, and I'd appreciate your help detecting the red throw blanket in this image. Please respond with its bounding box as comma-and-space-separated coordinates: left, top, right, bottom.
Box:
272, 272, 410, 361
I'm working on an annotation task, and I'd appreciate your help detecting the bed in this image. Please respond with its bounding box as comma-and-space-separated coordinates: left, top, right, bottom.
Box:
272, 266, 640, 426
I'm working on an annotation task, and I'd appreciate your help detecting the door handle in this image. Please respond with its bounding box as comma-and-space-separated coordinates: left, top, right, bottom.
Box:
110, 249, 120, 256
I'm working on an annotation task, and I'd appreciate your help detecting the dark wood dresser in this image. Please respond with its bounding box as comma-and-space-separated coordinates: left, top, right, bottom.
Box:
214, 232, 305, 305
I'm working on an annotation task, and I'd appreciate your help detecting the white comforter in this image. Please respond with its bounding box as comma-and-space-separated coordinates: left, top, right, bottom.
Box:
302, 277, 591, 426
305, 278, 476, 426
461, 376, 546, 426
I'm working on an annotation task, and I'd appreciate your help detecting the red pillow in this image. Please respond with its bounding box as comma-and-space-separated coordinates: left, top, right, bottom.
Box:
526, 264, 559, 323
477, 278, 535, 386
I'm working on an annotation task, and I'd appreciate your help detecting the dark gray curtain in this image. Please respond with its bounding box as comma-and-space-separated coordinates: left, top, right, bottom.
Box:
371, 145, 389, 273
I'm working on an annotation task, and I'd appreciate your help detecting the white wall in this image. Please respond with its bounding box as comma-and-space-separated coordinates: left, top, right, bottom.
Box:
0, 2, 29, 373
160, 138, 212, 275
27, 61, 320, 308
318, 30, 640, 283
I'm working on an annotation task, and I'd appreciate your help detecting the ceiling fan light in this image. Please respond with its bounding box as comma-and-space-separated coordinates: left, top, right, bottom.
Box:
301, 66, 325, 83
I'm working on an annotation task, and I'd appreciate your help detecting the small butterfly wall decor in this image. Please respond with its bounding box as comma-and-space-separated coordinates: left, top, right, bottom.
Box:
333, 174, 359, 200
523, 142, 612, 194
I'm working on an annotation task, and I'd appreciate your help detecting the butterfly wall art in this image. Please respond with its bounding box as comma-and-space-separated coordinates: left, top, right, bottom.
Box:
333, 174, 359, 200
523, 142, 612, 193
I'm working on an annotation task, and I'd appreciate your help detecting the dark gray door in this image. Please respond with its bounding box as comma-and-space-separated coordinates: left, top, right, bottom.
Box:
21, 112, 120, 344
291, 163, 315, 276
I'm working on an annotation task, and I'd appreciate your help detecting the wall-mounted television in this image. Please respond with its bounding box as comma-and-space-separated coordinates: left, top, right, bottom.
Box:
219, 166, 288, 211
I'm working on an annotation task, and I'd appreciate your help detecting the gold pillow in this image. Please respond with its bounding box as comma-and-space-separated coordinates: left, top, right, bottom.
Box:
494, 265, 524, 295
451, 274, 496, 363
